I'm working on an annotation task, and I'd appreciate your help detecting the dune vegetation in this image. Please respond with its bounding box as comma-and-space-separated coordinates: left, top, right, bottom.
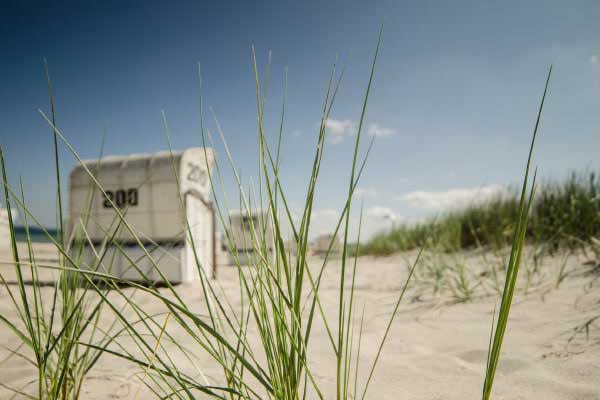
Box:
359, 171, 600, 256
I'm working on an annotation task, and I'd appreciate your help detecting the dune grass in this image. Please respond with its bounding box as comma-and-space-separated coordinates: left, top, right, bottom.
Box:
359, 170, 600, 256
0, 28, 553, 399
55, 29, 406, 400
0, 65, 123, 399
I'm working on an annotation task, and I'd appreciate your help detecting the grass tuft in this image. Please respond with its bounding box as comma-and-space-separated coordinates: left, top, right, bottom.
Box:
360, 170, 599, 256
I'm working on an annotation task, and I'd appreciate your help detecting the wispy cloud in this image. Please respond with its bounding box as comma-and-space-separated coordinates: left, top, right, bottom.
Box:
324, 120, 395, 143
354, 186, 378, 199
311, 208, 340, 219
400, 184, 508, 211
284, 206, 400, 240
366, 206, 399, 222
281, 208, 341, 239
591, 54, 599, 65
309, 208, 341, 236
367, 123, 396, 137
325, 118, 354, 144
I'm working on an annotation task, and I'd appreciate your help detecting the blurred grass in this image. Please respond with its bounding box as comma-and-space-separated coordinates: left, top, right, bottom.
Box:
359, 171, 600, 256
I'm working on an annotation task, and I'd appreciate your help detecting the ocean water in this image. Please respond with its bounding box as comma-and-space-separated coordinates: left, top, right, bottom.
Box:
13, 226, 59, 243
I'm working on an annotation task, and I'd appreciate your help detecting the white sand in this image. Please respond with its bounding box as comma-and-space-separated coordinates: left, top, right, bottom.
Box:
0, 242, 598, 399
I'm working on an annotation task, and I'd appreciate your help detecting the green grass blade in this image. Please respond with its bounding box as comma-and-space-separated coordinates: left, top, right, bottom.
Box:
481, 66, 551, 400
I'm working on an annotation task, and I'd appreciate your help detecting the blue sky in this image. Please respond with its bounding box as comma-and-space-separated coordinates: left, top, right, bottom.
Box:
1, 0, 599, 238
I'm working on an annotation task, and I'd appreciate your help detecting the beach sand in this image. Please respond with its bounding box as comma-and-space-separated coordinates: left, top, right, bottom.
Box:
0, 242, 598, 399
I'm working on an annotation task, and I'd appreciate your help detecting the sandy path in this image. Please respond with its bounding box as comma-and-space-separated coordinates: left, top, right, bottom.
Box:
0, 243, 598, 399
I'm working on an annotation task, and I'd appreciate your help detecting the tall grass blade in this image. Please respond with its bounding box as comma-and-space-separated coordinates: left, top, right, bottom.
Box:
481, 65, 551, 400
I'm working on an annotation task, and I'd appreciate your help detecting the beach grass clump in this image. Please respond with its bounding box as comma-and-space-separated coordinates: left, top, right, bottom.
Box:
0, 64, 122, 400
93, 29, 423, 400
359, 170, 600, 256
531, 171, 600, 249
359, 196, 520, 256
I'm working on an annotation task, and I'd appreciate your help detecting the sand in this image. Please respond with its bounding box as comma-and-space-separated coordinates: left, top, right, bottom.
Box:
0, 242, 598, 399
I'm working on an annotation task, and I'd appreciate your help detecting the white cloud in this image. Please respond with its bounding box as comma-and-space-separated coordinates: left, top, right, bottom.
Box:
278, 208, 341, 240
591, 54, 599, 65
281, 206, 402, 241
311, 208, 340, 219
309, 208, 341, 237
0, 208, 18, 222
325, 118, 354, 144
400, 184, 508, 211
354, 187, 378, 199
366, 206, 399, 222
368, 123, 396, 137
